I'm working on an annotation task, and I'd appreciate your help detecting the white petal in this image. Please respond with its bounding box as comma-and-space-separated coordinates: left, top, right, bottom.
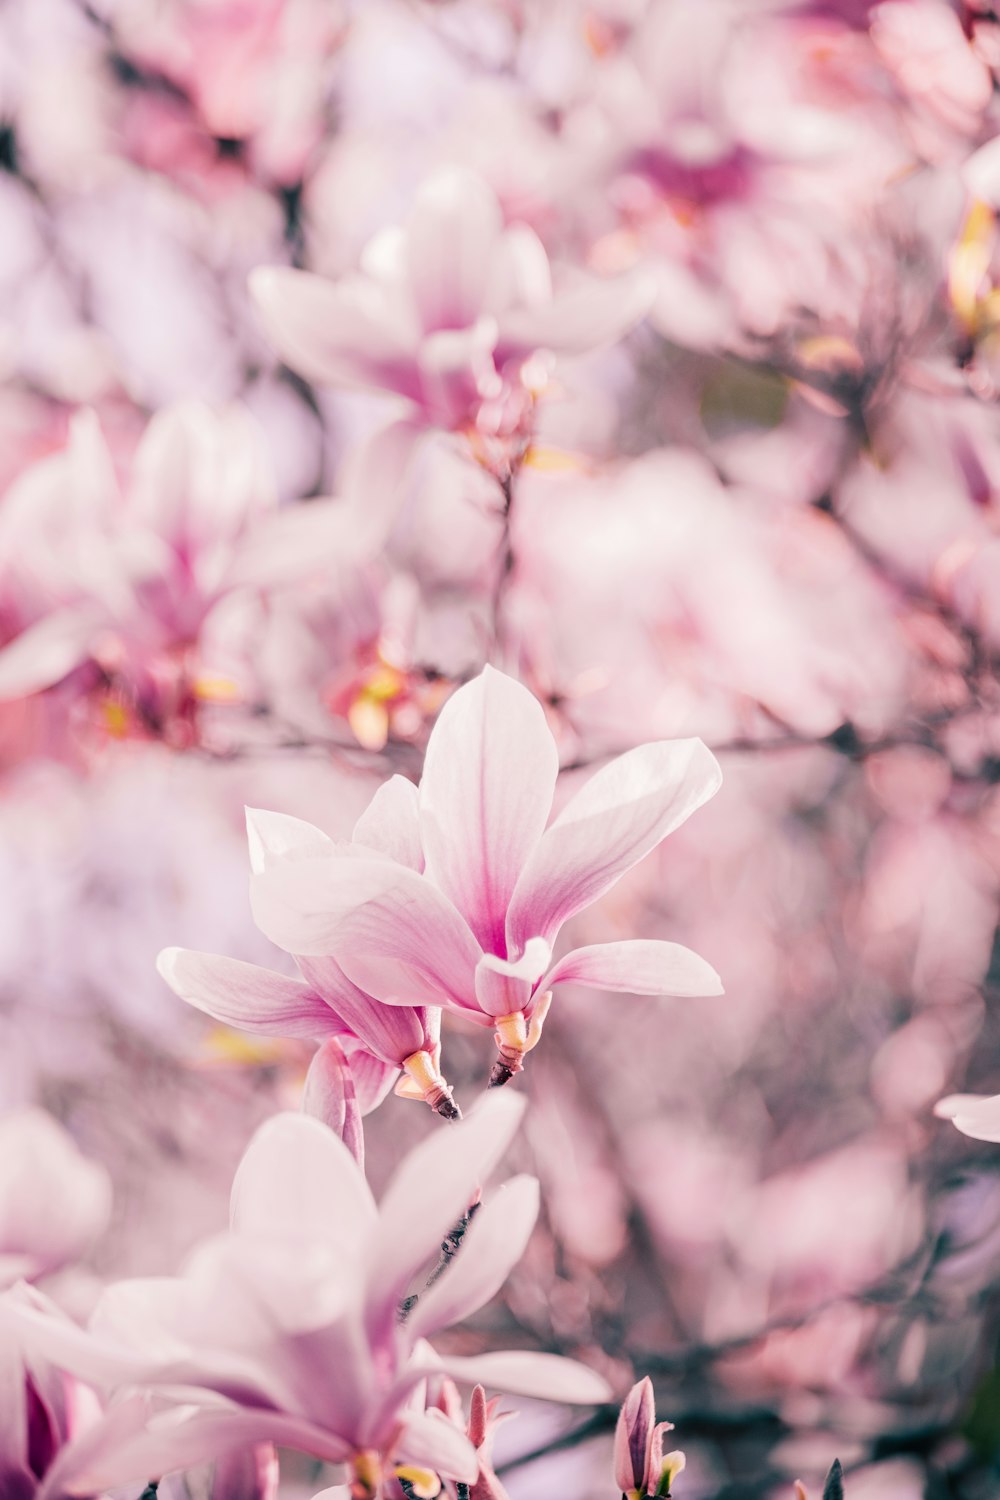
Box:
541, 940, 723, 998
157, 948, 339, 1039
366, 1093, 526, 1339
230, 1112, 377, 1252
420, 667, 558, 955
245, 808, 335, 875
507, 739, 722, 951
439, 1350, 611, 1404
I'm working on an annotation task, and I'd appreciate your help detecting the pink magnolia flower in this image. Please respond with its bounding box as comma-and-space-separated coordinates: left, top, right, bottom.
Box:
0, 1110, 111, 1290
111, 0, 347, 184
13, 1094, 608, 1496
0, 1289, 100, 1500
249, 168, 652, 467
158, 797, 458, 1118
614, 1377, 684, 1500
0, 403, 341, 743
250, 666, 723, 1083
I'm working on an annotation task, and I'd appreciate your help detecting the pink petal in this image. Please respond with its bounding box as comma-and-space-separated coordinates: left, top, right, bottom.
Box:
341, 1046, 400, 1115
416, 319, 499, 427
44, 1399, 350, 1497
245, 808, 335, 875
507, 739, 722, 951
395, 1408, 478, 1483
497, 270, 654, 358
0, 1315, 27, 1481
353, 774, 425, 872
210, 1443, 280, 1500
407, 1175, 539, 1340
250, 857, 481, 1013
0, 1110, 111, 1287
297, 954, 431, 1064
540, 940, 724, 998
474, 939, 551, 1019
230, 1112, 377, 1248
0, 608, 103, 700
302, 1039, 366, 1168
406, 169, 503, 334
614, 1377, 655, 1493
128, 401, 212, 545
227, 500, 352, 593
8, 1288, 158, 1392
420, 667, 558, 956
484, 224, 552, 317
339, 417, 426, 552
157, 948, 340, 1040
365, 1092, 526, 1340
249, 266, 418, 400
439, 1351, 611, 1405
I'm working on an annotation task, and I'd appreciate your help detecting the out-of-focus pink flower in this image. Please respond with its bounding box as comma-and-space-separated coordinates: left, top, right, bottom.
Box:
870, 0, 991, 140
249, 666, 723, 1083
0, 1110, 111, 1290
0, 1289, 99, 1500
13, 1094, 608, 1494
250, 168, 651, 468
0, 403, 343, 744
110, 0, 347, 184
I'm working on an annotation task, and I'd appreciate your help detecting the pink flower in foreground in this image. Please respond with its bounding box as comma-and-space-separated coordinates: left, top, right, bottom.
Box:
0, 1295, 278, 1500
0, 1290, 100, 1500
158, 797, 457, 1118
250, 168, 652, 468
251, 666, 723, 1084
614, 1377, 685, 1500
13, 1094, 608, 1496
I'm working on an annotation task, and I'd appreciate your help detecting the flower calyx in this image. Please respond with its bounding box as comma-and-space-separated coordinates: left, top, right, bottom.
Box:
488, 994, 552, 1088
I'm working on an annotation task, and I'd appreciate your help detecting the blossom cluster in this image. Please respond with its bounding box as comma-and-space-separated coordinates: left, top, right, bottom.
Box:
4, 1, 1000, 1498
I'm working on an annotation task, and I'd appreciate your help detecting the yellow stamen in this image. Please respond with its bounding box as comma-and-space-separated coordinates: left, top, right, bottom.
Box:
394, 1464, 441, 1498
351, 1449, 382, 1500
949, 198, 996, 333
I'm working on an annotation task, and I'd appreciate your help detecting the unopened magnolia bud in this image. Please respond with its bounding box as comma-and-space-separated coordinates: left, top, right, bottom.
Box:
614, 1377, 656, 1495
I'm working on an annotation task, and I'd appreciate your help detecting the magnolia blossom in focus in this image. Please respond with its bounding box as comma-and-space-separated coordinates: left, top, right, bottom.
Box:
158, 796, 456, 1119
250, 168, 652, 472
250, 666, 723, 1084
12, 1094, 608, 1495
